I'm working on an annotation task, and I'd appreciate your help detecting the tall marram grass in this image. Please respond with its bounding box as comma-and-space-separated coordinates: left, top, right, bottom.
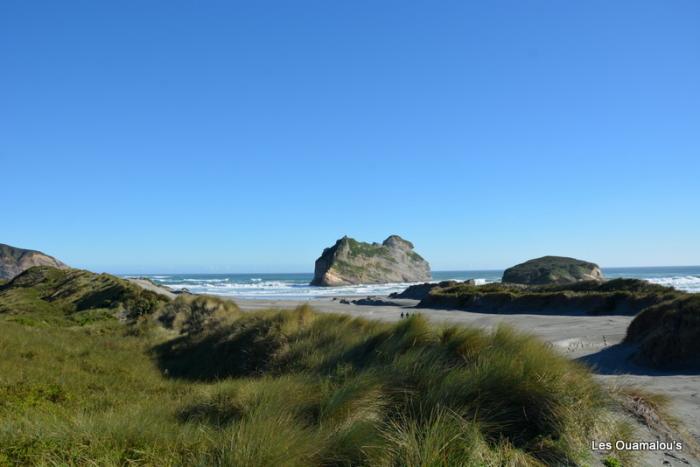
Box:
0, 305, 619, 466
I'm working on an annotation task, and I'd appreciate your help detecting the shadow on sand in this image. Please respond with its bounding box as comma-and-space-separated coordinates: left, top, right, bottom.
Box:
577, 343, 700, 377
414, 303, 609, 317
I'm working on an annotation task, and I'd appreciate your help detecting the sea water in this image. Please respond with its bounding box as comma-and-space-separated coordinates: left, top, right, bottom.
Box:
128, 266, 700, 300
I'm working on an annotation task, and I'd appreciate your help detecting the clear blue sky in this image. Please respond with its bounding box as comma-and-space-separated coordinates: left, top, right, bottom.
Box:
2, 1, 699, 273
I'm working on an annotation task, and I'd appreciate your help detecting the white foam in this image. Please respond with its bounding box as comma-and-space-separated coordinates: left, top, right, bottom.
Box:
646, 276, 700, 293
181, 278, 229, 283
159, 277, 497, 300
137, 271, 700, 299
165, 274, 700, 299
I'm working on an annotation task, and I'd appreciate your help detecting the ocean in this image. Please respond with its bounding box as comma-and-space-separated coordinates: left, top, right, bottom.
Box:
129, 266, 700, 300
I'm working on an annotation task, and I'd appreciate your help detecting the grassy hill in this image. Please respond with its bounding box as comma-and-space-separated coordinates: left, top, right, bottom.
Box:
419, 279, 682, 315
0, 267, 635, 466
0, 266, 167, 326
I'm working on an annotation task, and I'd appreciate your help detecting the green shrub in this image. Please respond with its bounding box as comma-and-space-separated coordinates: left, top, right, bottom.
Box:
154, 294, 240, 334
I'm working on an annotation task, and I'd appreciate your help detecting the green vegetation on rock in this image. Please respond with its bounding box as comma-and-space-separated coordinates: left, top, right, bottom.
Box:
502, 256, 604, 285
407, 250, 425, 263
311, 235, 431, 286
346, 238, 393, 260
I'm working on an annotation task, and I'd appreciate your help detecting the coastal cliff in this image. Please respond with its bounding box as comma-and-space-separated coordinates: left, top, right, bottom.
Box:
311, 235, 431, 286
0, 243, 68, 280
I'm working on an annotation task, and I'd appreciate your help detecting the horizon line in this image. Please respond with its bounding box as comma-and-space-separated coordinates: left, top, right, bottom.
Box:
111, 264, 700, 276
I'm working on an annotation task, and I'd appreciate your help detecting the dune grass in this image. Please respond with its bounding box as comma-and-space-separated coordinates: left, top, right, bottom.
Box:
0, 299, 628, 466
432, 278, 677, 296
420, 278, 682, 315
154, 294, 241, 334
625, 294, 700, 369
0, 266, 167, 326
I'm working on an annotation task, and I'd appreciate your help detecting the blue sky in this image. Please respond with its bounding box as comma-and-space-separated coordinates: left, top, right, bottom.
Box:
2, 1, 699, 273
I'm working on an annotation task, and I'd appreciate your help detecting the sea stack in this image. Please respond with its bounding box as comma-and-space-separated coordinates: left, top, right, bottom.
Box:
310, 235, 431, 286
0, 243, 69, 280
502, 256, 604, 285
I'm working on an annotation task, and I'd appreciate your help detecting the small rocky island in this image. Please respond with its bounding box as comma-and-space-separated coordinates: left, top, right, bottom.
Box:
502, 255, 604, 285
311, 235, 431, 286
0, 243, 68, 280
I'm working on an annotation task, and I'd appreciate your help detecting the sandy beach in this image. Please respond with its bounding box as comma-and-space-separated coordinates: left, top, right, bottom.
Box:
236, 296, 700, 466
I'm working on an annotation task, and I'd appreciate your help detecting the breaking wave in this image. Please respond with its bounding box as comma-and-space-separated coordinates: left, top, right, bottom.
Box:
646, 275, 700, 293
132, 268, 700, 300
161, 279, 497, 299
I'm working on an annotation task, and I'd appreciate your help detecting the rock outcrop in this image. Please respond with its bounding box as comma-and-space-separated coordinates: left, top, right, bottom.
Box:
502, 256, 603, 285
0, 243, 68, 280
310, 235, 431, 286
